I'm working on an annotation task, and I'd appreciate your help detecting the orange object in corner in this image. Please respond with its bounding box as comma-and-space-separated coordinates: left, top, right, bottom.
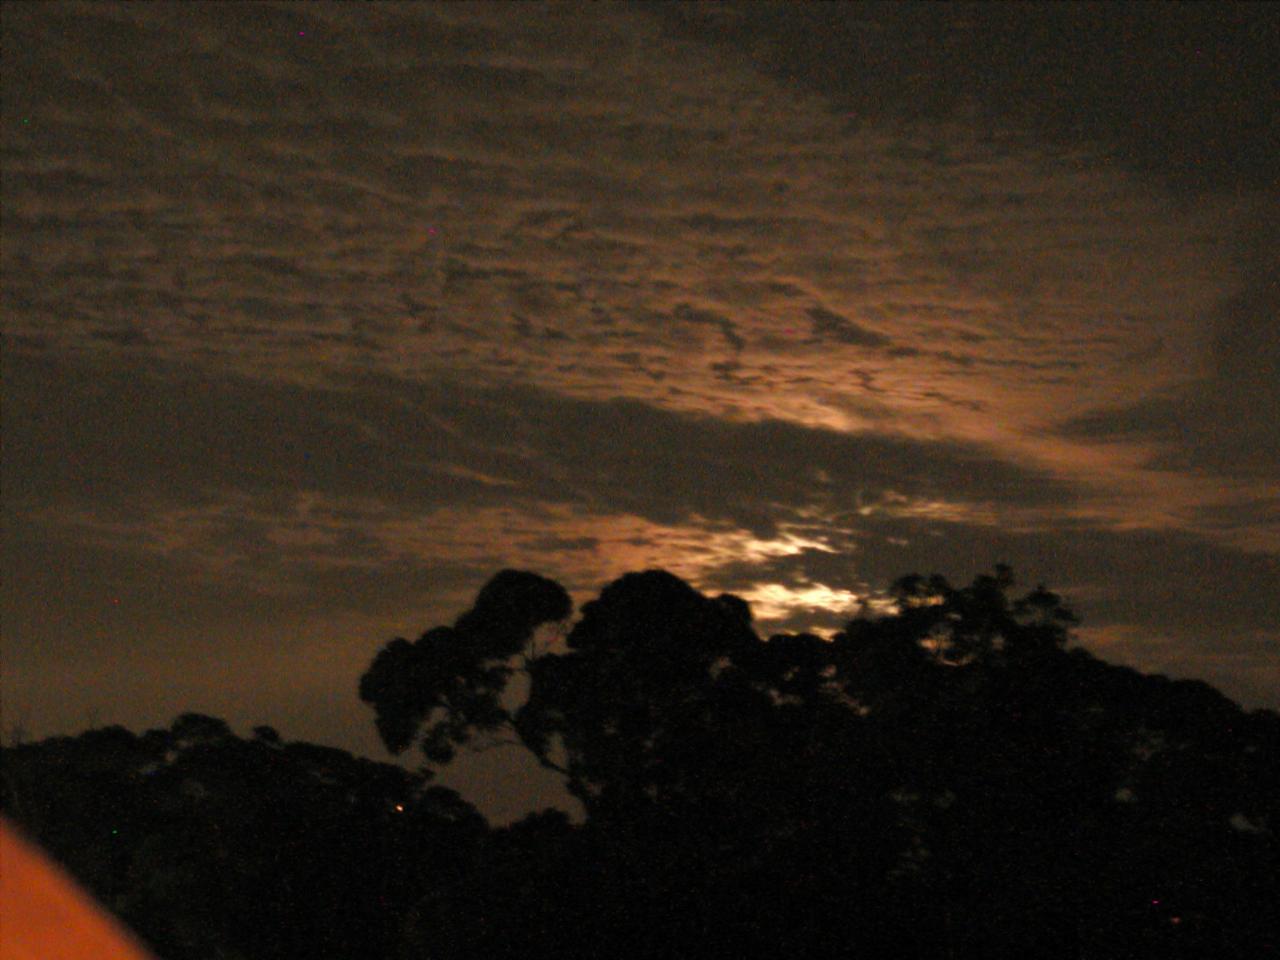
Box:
1, 817, 155, 960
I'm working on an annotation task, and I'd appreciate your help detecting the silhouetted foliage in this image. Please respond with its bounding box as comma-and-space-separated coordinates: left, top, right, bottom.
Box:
359, 563, 1279, 960
5, 563, 1276, 960
358, 569, 571, 761
1, 716, 485, 960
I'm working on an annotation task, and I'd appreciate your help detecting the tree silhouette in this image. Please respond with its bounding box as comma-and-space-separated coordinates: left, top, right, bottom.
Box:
6, 562, 1275, 960
360, 563, 1279, 960
1, 715, 486, 960
363, 569, 880, 828
359, 569, 572, 763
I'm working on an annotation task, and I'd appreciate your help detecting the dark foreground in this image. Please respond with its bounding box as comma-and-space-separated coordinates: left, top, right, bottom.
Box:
4, 566, 1277, 959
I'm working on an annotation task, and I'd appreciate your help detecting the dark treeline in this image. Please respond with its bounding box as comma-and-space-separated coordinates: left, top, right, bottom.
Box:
3, 565, 1277, 959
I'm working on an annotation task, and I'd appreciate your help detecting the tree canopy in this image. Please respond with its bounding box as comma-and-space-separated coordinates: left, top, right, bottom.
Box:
1, 715, 484, 960
5, 563, 1276, 960
356, 563, 1279, 960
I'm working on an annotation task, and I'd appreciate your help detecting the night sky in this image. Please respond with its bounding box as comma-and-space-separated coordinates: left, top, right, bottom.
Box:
3, 2, 1277, 822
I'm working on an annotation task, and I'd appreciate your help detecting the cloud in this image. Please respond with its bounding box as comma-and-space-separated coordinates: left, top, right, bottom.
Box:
1053, 221, 1280, 513
672, 304, 746, 352
3, 345, 1076, 610
806, 306, 891, 349
652, 4, 1279, 194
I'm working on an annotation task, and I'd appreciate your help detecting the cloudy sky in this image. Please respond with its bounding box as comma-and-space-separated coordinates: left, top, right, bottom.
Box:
3, 2, 1277, 820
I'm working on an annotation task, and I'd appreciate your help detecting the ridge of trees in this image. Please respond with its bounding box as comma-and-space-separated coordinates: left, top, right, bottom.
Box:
4, 563, 1277, 960
357, 564, 1278, 959
1, 715, 484, 960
